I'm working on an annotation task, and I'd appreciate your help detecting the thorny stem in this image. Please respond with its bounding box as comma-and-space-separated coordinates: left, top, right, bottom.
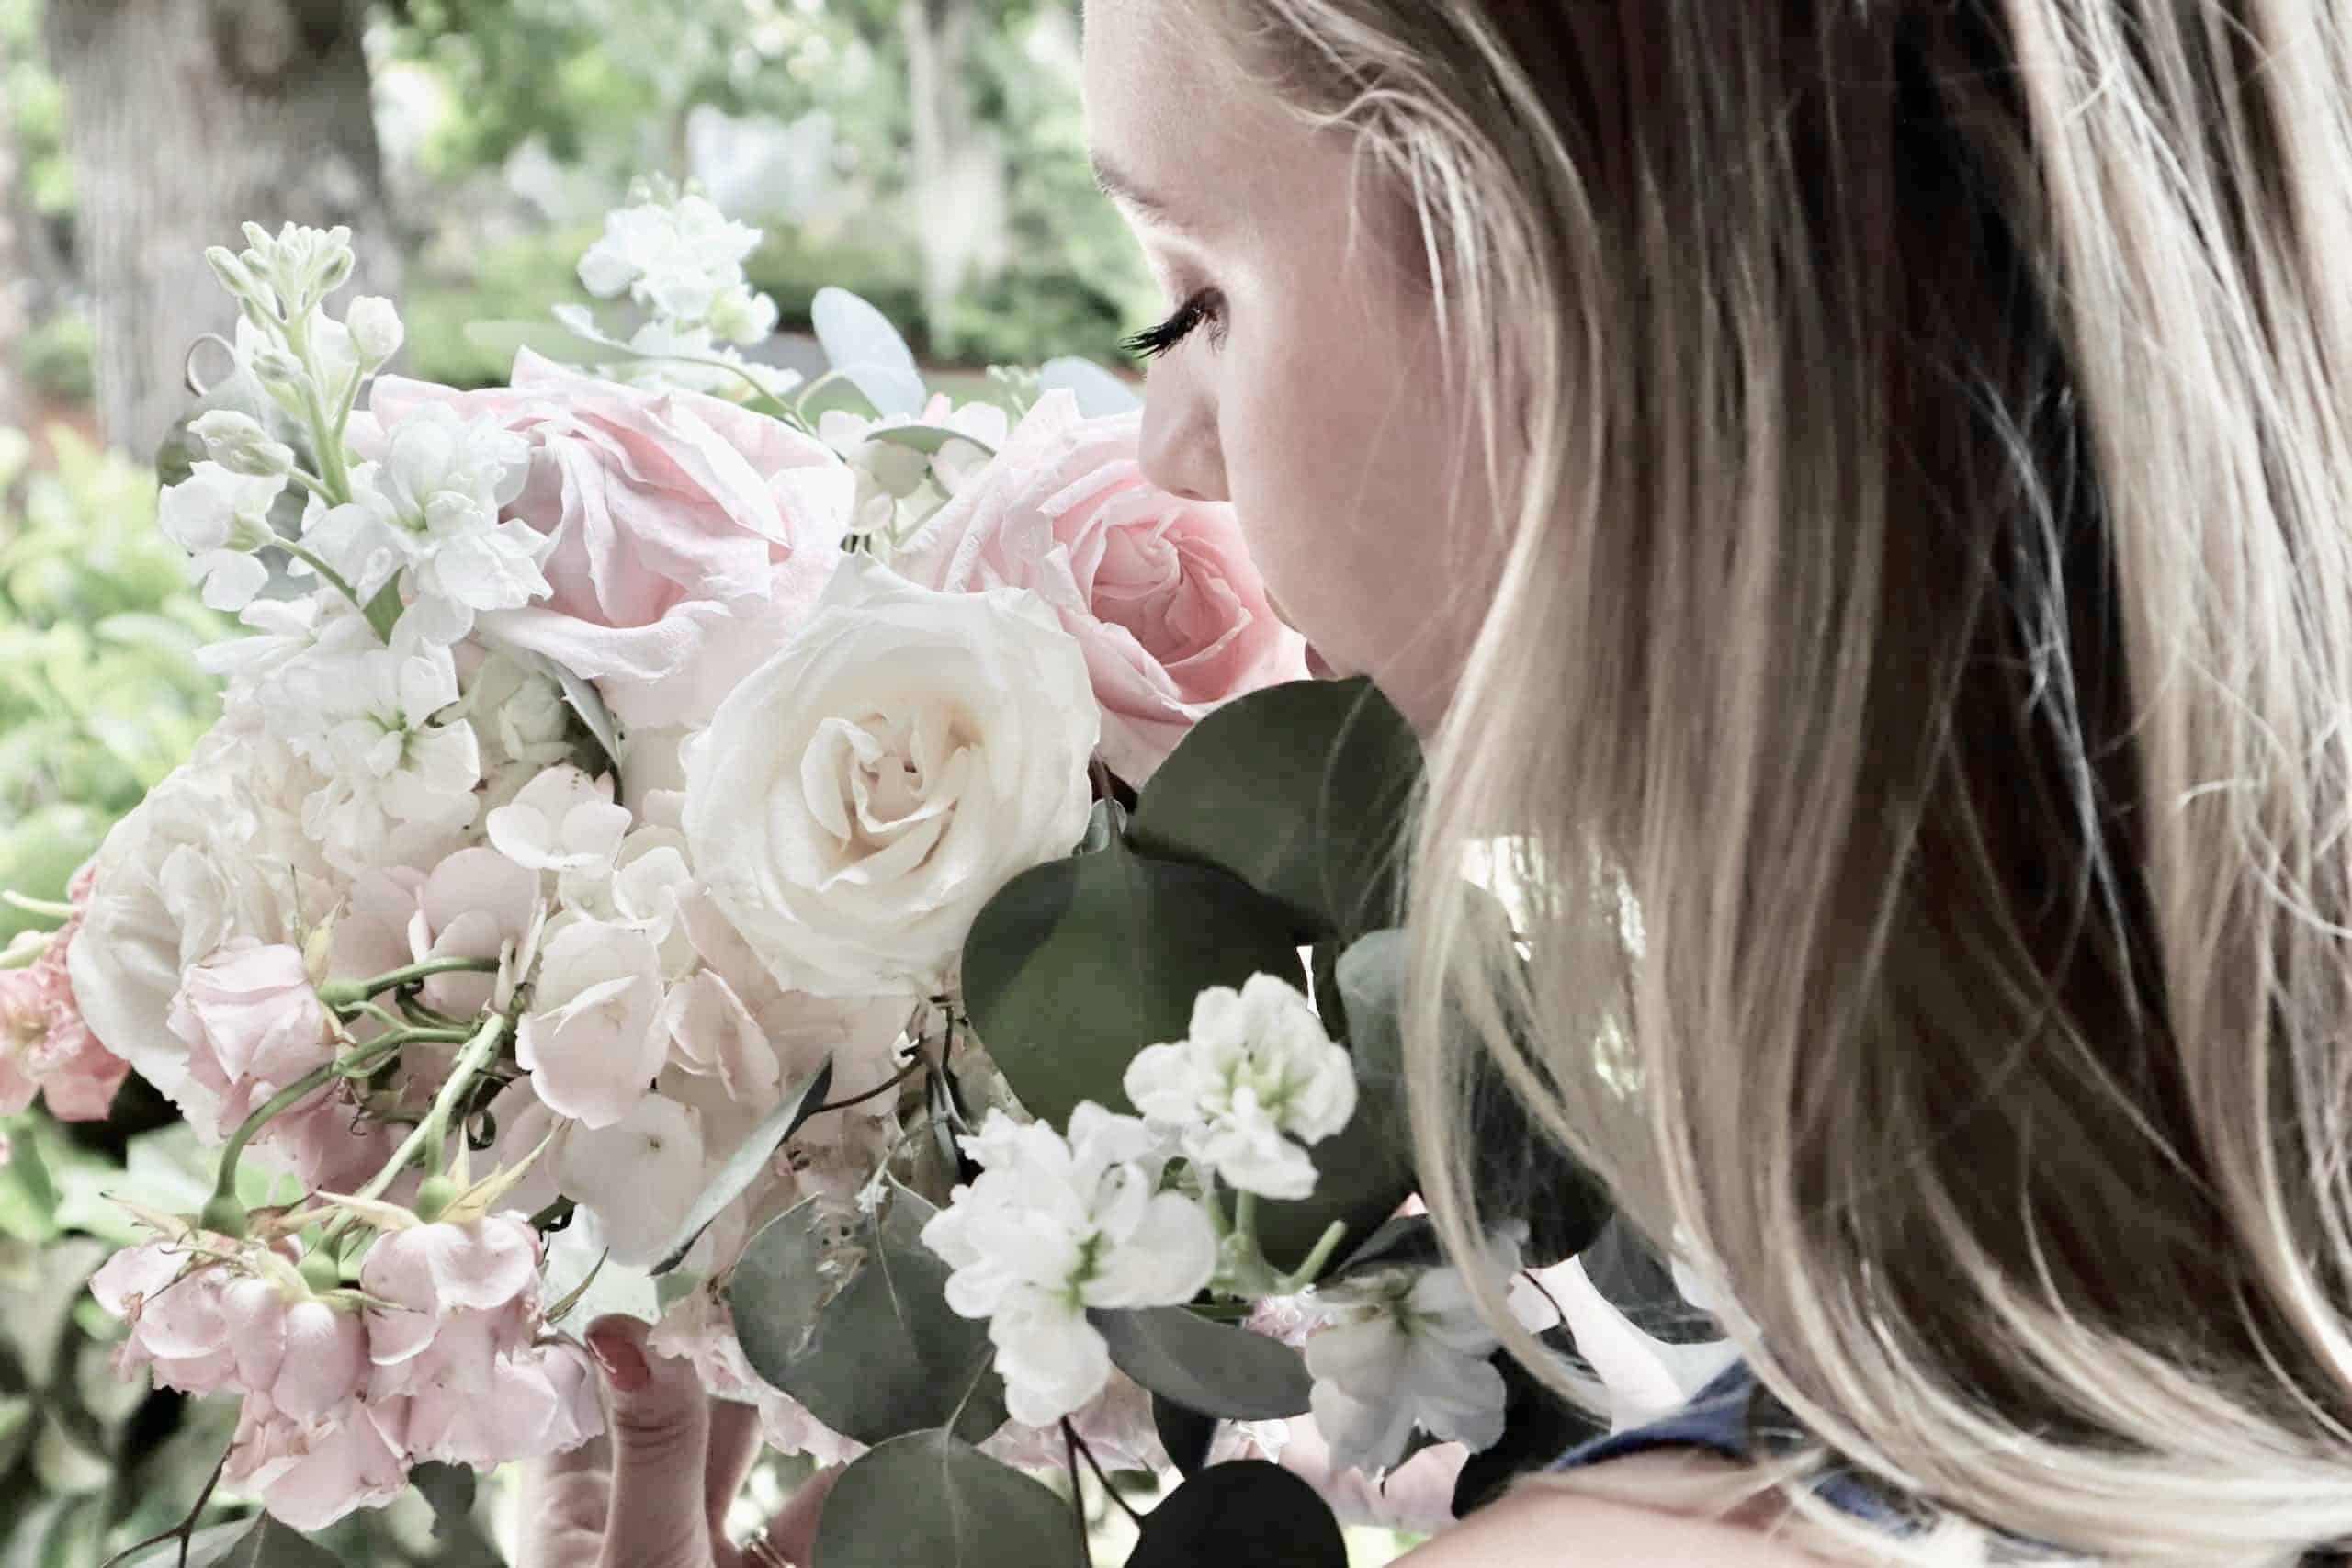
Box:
321, 956, 500, 1010
318, 1012, 508, 1246
805, 1055, 924, 1118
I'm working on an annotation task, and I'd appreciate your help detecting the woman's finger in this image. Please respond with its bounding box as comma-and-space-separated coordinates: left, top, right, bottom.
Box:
583, 1314, 718, 1568
759, 1464, 845, 1567
703, 1397, 763, 1542
517, 1427, 616, 1568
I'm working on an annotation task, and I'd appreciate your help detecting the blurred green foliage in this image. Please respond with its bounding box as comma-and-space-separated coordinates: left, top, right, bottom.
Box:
0, 430, 231, 942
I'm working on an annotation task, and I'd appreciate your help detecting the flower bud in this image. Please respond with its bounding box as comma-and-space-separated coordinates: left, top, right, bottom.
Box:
248, 346, 309, 388
415, 1174, 459, 1224
345, 296, 404, 364
190, 410, 295, 479
315, 244, 356, 303
224, 512, 277, 554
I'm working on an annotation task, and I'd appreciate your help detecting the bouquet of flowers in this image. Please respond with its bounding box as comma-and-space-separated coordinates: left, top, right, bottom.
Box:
5, 185, 1695, 1568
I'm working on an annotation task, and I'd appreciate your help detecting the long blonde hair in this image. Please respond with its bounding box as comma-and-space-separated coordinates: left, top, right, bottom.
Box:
1197, 2, 2352, 1562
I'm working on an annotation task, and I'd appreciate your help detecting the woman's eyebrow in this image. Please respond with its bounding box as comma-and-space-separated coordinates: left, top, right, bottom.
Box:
1090, 152, 1193, 232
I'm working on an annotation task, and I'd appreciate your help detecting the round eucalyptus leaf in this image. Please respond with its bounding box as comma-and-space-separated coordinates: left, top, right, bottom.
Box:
1036, 357, 1142, 416
810, 287, 926, 416
729, 1191, 1007, 1446
1128, 677, 1421, 942
961, 836, 1306, 1133
809, 1429, 1081, 1568
1125, 1461, 1347, 1568
1150, 1393, 1217, 1479
1088, 1307, 1313, 1420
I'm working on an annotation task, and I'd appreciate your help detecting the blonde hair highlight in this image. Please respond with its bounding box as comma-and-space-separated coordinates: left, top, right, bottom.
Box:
1197, 1, 2352, 1562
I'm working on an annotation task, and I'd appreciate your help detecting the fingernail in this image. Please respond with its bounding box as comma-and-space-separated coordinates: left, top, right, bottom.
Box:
585, 1320, 650, 1393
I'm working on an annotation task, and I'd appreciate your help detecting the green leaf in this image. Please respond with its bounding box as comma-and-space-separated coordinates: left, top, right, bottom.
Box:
1125, 1461, 1346, 1568
1087, 1307, 1312, 1420
729, 1190, 1006, 1446
182, 1517, 348, 1568
808, 1429, 1080, 1568
0, 1395, 34, 1477
1149, 1393, 1216, 1479
810, 288, 926, 418
961, 835, 1305, 1133
865, 423, 995, 458
1330, 1213, 1445, 1277
1128, 677, 1421, 942
2, 1235, 107, 1391
649, 1055, 833, 1275
1076, 797, 1123, 856
0, 1120, 60, 1244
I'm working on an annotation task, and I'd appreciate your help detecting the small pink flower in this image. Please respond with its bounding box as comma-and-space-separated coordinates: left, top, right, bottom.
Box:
89, 1242, 242, 1394
168, 942, 334, 1139
359, 351, 852, 728
899, 389, 1306, 784
225, 1394, 409, 1530
1, 873, 132, 1122
379, 1342, 603, 1466
218, 1276, 371, 1419
359, 1214, 542, 1399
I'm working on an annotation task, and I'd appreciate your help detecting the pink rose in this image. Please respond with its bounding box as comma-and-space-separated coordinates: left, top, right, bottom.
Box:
225, 1395, 409, 1530
899, 390, 1306, 784
89, 1241, 243, 1394
359, 1214, 543, 1399
361, 350, 853, 728
167, 942, 334, 1140
378, 1343, 603, 1467
1, 870, 131, 1122
218, 1277, 371, 1420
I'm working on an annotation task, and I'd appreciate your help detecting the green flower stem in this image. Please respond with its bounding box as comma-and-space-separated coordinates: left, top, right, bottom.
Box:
281, 312, 353, 505
208, 1031, 418, 1210
318, 1012, 508, 1247
321, 957, 501, 1010
277, 540, 364, 611
0, 890, 76, 920
1276, 1220, 1352, 1295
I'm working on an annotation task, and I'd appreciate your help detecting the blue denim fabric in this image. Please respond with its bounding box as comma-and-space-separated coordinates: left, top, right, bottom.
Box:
1549, 1362, 1909, 1530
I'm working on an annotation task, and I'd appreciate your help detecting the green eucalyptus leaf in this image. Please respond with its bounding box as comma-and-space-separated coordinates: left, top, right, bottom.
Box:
3, 1236, 107, 1391
29, 1412, 107, 1496
808, 1429, 1080, 1568
0, 1122, 60, 1245
1087, 1307, 1312, 1420
1128, 677, 1421, 942
0, 1394, 34, 1477
35, 1494, 105, 1568
961, 835, 1305, 1133
1125, 1461, 1346, 1568
181, 1517, 348, 1568
865, 423, 995, 458
1331, 1213, 1445, 1278
809, 288, 926, 418
729, 1190, 1006, 1446
1076, 798, 1125, 856
1150, 1393, 1216, 1479
649, 1055, 833, 1275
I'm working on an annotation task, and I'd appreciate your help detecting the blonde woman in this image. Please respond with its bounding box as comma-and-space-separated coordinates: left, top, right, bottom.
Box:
524, 0, 2352, 1562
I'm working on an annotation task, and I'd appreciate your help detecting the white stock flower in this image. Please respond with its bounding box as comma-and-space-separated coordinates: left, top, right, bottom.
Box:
345, 296, 404, 364
577, 192, 774, 341
1303, 1239, 1520, 1475
158, 461, 285, 611
1123, 974, 1357, 1201
300, 404, 540, 640
189, 410, 295, 479
921, 1105, 1216, 1428
684, 556, 1097, 998
514, 919, 666, 1129
270, 617, 481, 874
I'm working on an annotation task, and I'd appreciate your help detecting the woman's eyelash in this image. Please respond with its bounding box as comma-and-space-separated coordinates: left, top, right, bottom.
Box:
1121, 289, 1224, 360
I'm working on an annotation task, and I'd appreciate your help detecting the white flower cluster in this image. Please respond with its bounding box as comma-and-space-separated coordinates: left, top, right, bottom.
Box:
574, 182, 799, 400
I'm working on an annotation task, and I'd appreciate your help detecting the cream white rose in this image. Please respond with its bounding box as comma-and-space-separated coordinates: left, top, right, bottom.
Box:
684, 555, 1098, 998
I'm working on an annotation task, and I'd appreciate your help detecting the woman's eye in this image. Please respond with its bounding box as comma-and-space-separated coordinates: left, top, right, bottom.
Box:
1121, 288, 1225, 361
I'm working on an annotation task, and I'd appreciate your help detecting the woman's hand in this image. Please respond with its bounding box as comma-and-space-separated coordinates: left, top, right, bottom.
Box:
518, 1315, 840, 1568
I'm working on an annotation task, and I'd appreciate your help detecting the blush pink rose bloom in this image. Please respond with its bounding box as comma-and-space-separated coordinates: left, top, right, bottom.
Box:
899, 389, 1306, 784
361, 350, 854, 728
90, 1241, 243, 1394
167, 941, 334, 1140
359, 1214, 543, 1399
0, 868, 130, 1122
378, 1342, 603, 1467
225, 1395, 410, 1530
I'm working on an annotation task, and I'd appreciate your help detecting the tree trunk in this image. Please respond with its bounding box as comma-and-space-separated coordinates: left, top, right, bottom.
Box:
40, 0, 400, 464
899, 0, 1007, 358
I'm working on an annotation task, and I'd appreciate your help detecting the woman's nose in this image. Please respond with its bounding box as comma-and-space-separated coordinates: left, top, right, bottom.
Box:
1138, 369, 1228, 503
